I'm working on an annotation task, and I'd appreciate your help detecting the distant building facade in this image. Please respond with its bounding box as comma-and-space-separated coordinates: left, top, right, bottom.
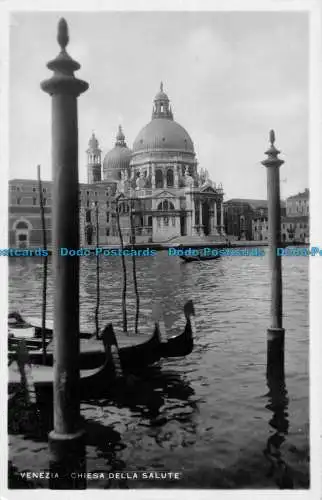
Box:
224, 199, 278, 241
225, 190, 309, 243
281, 189, 309, 243
9, 179, 117, 248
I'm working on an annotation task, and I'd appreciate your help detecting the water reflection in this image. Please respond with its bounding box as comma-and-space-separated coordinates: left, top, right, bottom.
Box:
94, 366, 197, 423
9, 365, 197, 488
8, 255, 309, 488
264, 368, 292, 488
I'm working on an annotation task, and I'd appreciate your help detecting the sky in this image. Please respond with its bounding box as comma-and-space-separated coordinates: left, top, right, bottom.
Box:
9, 11, 308, 200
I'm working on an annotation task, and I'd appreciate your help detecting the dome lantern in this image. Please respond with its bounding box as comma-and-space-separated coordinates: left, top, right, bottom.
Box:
152, 82, 173, 120
132, 85, 194, 155
115, 125, 127, 147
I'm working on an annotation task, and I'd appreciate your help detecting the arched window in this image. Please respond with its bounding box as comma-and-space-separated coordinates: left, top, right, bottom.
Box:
166, 169, 174, 187
14, 219, 31, 248
15, 221, 29, 230
155, 169, 163, 188
157, 200, 175, 211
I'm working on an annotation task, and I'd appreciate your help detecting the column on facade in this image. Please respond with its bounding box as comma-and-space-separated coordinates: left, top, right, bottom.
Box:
151, 163, 156, 189
184, 187, 193, 237
192, 197, 198, 235
220, 202, 226, 235
212, 201, 219, 235
199, 200, 203, 235
174, 163, 179, 188
186, 211, 192, 236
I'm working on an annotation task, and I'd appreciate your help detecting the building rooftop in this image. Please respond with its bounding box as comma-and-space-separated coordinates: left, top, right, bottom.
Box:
287, 188, 309, 200
282, 215, 309, 223
9, 179, 116, 189
225, 198, 286, 209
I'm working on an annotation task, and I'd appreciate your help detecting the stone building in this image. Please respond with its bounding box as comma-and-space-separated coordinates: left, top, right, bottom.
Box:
225, 198, 288, 241
9, 179, 117, 248
9, 84, 225, 247
286, 189, 309, 217
233, 190, 309, 243
224, 199, 270, 240
281, 189, 309, 243
100, 83, 226, 243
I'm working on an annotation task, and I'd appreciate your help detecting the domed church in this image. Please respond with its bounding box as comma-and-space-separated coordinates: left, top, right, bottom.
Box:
86, 84, 225, 243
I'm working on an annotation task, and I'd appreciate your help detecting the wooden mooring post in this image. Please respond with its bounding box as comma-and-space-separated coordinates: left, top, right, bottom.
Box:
261, 130, 285, 381
94, 203, 100, 339
41, 18, 88, 489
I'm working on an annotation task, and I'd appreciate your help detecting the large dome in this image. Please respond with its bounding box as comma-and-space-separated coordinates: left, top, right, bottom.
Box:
103, 126, 132, 180
133, 119, 194, 154
132, 83, 195, 155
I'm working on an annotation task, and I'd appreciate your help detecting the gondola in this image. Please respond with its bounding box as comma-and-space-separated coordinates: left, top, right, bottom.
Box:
179, 253, 220, 262
8, 324, 118, 396
160, 300, 195, 358
8, 301, 196, 371
8, 316, 161, 371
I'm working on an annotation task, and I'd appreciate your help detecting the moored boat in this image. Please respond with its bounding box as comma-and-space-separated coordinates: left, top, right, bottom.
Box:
8, 324, 118, 396
180, 253, 220, 262
8, 301, 196, 371
160, 300, 195, 358
8, 319, 161, 371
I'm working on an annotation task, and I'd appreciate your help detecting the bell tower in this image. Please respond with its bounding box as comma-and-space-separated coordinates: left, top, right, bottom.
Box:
87, 132, 102, 183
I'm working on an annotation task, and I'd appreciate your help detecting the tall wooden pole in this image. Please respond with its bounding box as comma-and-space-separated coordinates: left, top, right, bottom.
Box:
261, 130, 285, 380
130, 200, 140, 334
95, 204, 100, 339
116, 196, 127, 333
41, 18, 88, 489
37, 164, 48, 365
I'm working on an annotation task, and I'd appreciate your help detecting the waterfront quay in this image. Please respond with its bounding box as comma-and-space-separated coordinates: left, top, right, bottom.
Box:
7, 239, 310, 257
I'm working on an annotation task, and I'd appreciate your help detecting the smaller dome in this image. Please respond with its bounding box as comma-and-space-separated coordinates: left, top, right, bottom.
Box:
103, 147, 132, 171
103, 126, 132, 180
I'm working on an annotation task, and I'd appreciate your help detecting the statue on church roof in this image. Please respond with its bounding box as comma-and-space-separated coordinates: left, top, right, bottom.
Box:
136, 170, 146, 190
197, 168, 212, 188
184, 167, 194, 188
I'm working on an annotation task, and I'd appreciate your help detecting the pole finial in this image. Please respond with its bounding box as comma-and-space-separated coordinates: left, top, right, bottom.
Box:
41, 18, 88, 97
160, 81, 163, 92
261, 129, 284, 169
57, 18, 69, 51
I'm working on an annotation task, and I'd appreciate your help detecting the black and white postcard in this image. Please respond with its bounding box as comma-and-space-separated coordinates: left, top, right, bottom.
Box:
0, 1, 321, 499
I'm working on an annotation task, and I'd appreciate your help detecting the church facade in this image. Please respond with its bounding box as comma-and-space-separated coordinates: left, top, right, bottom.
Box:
87, 84, 225, 243
9, 85, 225, 247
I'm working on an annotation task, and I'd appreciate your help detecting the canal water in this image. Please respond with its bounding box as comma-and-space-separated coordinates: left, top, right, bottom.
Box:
8, 250, 309, 489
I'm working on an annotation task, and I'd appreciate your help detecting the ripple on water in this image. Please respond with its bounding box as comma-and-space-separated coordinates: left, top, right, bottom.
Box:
8, 252, 309, 488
